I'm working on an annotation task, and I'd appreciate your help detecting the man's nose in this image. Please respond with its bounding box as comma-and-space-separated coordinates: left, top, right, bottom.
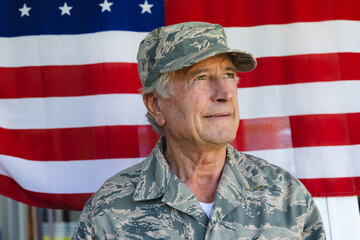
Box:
210, 76, 236, 102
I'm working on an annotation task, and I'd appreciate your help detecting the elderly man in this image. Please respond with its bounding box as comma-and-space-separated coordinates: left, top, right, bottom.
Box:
72, 22, 325, 239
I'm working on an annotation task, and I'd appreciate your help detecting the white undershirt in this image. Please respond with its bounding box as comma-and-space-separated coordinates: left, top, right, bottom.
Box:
199, 201, 214, 218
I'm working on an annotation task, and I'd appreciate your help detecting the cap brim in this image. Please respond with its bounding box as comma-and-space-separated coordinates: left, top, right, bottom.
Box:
226, 50, 257, 72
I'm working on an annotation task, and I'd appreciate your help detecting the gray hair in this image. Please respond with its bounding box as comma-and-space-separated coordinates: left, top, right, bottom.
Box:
141, 71, 175, 134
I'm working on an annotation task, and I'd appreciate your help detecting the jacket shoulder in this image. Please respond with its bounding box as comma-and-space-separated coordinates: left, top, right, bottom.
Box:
238, 151, 314, 202
87, 161, 144, 214
242, 153, 301, 186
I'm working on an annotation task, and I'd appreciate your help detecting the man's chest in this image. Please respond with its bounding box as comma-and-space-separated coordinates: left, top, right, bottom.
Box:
93, 202, 302, 240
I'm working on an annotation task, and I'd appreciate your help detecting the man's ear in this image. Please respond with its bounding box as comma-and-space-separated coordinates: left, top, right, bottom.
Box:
143, 94, 166, 126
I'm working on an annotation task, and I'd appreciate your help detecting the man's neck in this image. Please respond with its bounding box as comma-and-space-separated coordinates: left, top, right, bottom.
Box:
164, 139, 227, 203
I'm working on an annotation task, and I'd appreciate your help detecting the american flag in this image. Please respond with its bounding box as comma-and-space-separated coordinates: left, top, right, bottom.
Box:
0, 0, 359, 210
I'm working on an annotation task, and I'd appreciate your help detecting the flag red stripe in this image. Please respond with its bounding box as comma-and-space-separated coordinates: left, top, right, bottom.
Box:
239, 53, 360, 88
1, 53, 359, 98
1, 113, 359, 161
0, 63, 142, 98
300, 177, 360, 198
290, 113, 360, 148
165, 0, 360, 27
1, 173, 359, 210
0, 175, 91, 210
234, 113, 360, 151
0, 125, 160, 160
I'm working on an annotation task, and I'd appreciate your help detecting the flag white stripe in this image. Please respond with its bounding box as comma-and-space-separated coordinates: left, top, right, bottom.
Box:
246, 145, 360, 179
238, 80, 360, 119
0, 94, 148, 129
226, 20, 360, 58
1, 20, 360, 67
1, 145, 359, 194
1, 81, 359, 129
0, 31, 146, 67
0, 155, 145, 194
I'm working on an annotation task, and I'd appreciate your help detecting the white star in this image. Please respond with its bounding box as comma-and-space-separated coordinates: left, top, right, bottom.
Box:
139, 0, 153, 14
59, 2, 73, 16
99, 0, 113, 12
19, 3, 31, 17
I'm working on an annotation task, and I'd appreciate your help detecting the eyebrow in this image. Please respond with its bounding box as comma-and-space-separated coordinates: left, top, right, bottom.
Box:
188, 68, 209, 77
225, 66, 237, 73
187, 66, 237, 77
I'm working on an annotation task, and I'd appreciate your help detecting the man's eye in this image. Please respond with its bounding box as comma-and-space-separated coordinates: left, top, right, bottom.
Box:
224, 73, 235, 78
196, 75, 206, 80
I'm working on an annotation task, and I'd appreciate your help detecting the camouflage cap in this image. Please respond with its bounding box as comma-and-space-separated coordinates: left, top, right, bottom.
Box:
137, 21, 257, 88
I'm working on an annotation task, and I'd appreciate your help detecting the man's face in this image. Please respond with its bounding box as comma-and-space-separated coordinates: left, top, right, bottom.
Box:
158, 54, 240, 149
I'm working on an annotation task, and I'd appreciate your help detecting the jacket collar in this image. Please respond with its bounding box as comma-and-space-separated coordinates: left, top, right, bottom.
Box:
209, 145, 275, 227
132, 138, 275, 225
132, 137, 209, 224
132, 137, 171, 201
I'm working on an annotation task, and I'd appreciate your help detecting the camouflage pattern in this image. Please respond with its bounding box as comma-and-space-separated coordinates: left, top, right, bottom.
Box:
72, 138, 326, 240
137, 22, 257, 88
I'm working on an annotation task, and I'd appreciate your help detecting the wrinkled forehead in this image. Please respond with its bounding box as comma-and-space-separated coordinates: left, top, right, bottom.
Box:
177, 53, 236, 76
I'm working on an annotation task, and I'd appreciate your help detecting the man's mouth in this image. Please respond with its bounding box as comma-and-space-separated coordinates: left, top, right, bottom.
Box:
203, 112, 232, 118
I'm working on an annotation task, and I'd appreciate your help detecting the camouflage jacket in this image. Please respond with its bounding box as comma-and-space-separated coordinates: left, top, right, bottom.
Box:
72, 138, 326, 239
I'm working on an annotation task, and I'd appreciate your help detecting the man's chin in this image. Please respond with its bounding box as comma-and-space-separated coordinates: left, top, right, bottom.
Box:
202, 132, 237, 147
